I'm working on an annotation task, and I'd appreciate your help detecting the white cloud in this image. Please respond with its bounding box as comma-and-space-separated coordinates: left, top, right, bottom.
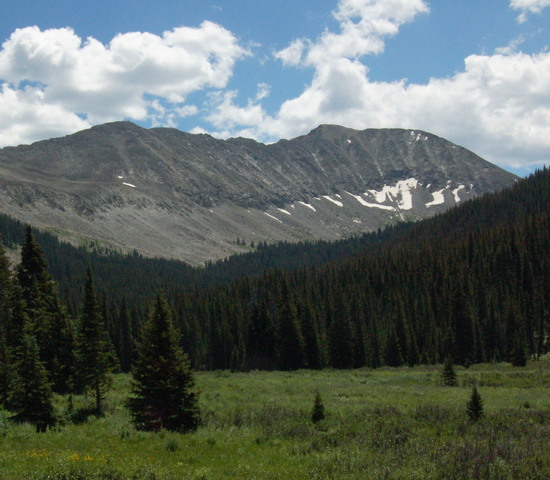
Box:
210, 0, 550, 169
275, 39, 308, 67
205, 89, 268, 138
0, 22, 249, 146
510, 0, 550, 22
305, 0, 429, 64
265, 49, 550, 168
1, 0, 548, 172
0, 83, 90, 147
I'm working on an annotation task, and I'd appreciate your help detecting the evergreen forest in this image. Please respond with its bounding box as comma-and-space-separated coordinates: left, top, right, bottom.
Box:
0, 169, 548, 378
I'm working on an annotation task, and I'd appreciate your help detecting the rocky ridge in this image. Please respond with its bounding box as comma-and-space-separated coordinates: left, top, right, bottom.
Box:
0, 122, 517, 265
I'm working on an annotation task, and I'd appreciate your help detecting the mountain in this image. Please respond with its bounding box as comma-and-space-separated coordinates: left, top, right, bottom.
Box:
0, 122, 517, 264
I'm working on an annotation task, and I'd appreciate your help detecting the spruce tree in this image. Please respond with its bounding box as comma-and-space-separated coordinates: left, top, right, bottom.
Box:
7, 333, 56, 432
75, 267, 114, 414
384, 325, 403, 367
276, 281, 305, 370
328, 295, 356, 369
0, 333, 9, 408
127, 290, 200, 432
16, 226, 76, 394
441, 355, 458, 386
311, 391, 325, 423
0, 244, 12, 406
17, 226, 50, 303
466, 385, 484, 422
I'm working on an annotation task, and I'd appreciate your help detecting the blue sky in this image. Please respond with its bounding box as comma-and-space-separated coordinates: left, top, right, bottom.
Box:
0, 1, 549, 175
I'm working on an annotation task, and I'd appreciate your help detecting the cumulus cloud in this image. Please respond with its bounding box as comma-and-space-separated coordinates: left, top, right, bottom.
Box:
0, 83, 90, 147
303, 0, 429, 65
510, 0, 550, 22
213, 0, 550, 169
1, 0, 549, 171
0, 22, 248, 146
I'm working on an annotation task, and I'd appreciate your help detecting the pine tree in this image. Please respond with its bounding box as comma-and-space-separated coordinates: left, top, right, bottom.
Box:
466, 385, 484, 422
127, 290, 200, 432
17, 226, 50, 303
507, 305, 528, 367
0, 333, 9, 408
311, 391, 325, 423
384, 325, 403, 367
7, 334, 56, 432
441, 355, 458, 386
15, 226, 76, 394
276, 281, 305, 370
328, 295, 356, 369
116, 298, 134, 372
75, 267, 114, 414
0, 244, 13, 406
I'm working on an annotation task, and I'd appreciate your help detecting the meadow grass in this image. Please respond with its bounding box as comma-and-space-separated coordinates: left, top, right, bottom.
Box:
1, 358, 549, 479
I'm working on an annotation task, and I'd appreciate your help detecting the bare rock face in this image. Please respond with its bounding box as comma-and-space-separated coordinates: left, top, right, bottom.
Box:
0, 122, 517, 265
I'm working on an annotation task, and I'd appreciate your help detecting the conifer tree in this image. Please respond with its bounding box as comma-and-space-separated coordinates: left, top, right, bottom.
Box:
466, 385, 484, 422
127, 290, 200, 432
299, 298, 324, 369
0, 333, 9, 407
16, 226, 76, 394
510, 328, 528, 367
17, 226, 50, 303
76, 267, 115, 413
441, 355, 458, 386
384, 325, 403, 367
328, 295, 356, 369
507, 304, 528, 367
7, 333, 56, 432
116, 298, 134, 372
276, 281, 305, 370
0, 244, 12, 406
311, 391, 325, 423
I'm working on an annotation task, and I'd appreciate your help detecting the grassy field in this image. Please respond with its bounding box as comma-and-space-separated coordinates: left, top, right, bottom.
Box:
1, 358, 549, 480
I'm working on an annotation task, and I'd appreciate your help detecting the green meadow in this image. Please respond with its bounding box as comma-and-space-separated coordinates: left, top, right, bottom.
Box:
1, 358, 549, 480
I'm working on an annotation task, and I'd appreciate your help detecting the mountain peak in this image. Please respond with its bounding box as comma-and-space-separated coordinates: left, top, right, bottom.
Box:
0, 123, 517, 264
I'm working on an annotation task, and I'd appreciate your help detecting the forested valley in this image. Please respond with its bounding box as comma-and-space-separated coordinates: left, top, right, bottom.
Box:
0, 168, 548, 378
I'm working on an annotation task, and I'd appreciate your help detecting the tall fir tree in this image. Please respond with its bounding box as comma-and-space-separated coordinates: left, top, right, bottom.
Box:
7, 333, 56, 432
0, 331, 9, 408
127, 290, 200, 432
328, 295, 356, 369
76, 267, 115, 413
16, 226, 76, 393
16, 226, 50, 304
0, 244, 12, 406
116, 298, 134, 372
276, 280, 305, 370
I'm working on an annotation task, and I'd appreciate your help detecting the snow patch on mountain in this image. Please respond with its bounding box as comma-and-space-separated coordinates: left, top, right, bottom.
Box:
277, 208, 292, 216
426, 189, 445, 207
453, 185, 465, 202
264, 212, 282, 223
298, 201, 316, 212
323, 195, 344, 207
